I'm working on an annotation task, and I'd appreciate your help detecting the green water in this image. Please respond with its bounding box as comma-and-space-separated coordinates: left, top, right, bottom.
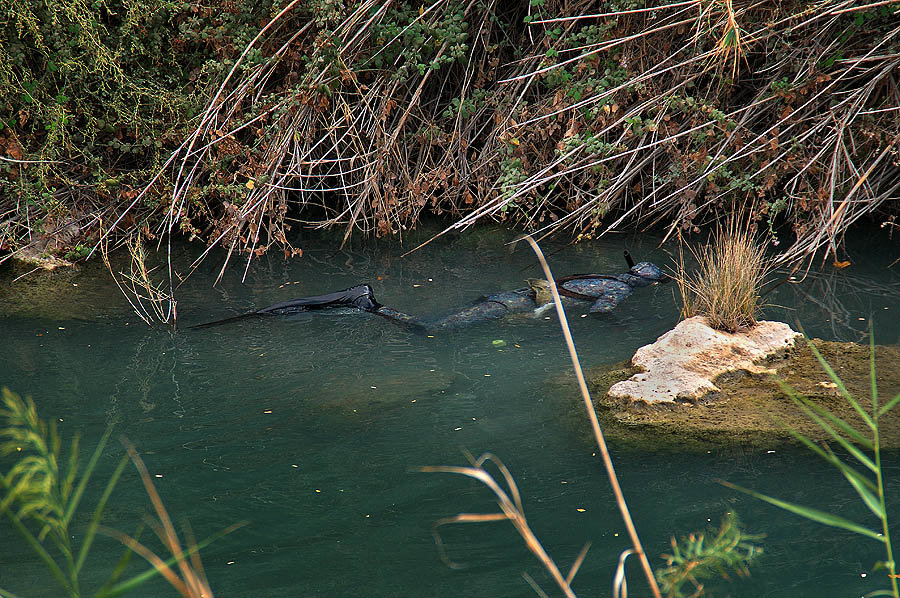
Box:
2, 225, 899, 597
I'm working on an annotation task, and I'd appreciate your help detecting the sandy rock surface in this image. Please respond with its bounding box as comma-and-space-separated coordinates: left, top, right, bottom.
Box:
608, 316, 801, 403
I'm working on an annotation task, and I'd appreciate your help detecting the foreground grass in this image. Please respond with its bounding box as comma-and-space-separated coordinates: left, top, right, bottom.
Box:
724, 329, 900, 598
0, 388, 242, 597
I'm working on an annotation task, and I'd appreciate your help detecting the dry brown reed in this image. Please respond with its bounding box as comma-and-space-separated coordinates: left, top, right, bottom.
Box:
101, 1, 899, 279
101, 230, 177, 326
100, 443, 246, 598
676, 216, 770, 332
421, 235, 661, 598
421, 452, 585, 598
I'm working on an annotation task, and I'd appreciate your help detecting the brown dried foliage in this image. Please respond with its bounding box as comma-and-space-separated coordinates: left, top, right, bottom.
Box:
117, 0, 898, 276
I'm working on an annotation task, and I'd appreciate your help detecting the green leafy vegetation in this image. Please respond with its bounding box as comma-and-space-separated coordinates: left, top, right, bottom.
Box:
0, 0, 279, 258
0, 388, 130, 597
1, 1, 897, 274
0, 388, 239, 597
723, 329, 900, 598
656, 512, 763, 598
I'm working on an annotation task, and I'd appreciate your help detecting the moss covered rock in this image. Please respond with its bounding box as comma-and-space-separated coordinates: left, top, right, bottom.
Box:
577, 339, 900, 450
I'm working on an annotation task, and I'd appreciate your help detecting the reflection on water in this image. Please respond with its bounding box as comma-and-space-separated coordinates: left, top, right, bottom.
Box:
1, 224, 898, 597
773, 266, 900, 344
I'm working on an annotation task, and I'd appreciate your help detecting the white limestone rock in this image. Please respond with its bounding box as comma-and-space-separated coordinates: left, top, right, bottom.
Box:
608, 316, 801, 403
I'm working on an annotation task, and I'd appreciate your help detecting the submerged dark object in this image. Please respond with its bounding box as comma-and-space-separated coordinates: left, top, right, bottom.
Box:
257, 284, 380, 314
193, 254, 667, 331
191, 284, 380, 329
403, 259, 667, 330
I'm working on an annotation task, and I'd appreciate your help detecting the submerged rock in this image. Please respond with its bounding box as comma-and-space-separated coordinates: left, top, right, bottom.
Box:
9, 215, 83, 270
0, 259, 126, 321
608, 316, 801, 404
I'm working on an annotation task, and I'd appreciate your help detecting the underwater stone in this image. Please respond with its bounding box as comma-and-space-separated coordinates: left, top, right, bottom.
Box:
608, 316, 801, 403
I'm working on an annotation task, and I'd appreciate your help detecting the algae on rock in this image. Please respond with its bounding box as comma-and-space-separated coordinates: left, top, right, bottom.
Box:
574, 340, 900, 450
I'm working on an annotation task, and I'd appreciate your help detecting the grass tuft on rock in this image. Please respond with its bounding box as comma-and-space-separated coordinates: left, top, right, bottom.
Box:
677, 219, 769, 333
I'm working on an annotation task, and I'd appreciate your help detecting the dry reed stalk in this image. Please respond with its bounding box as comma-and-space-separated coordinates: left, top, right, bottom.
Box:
516, 235, 661, 598
101, 443, 246, 598
423, 235, 661, 598
421, 452, 583, 598
101, 230, 177, 327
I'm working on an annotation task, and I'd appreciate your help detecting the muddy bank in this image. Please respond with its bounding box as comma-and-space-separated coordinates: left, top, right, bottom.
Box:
0, 258, 130, 321
551, 340, 900, 451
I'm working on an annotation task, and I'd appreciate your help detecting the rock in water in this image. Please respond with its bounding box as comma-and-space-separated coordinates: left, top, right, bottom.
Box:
608, 316, 801, 403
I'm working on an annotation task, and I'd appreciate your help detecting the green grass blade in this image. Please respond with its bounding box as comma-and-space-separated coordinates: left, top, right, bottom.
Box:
822, 444, 885, 519
719, 480, 884, 542
776, 418, 877, 497
75, 452, 129, 577
4, 510, 72, 593
791, 394, 878, 473
0, 585, 27, 598
96, 547, 198, 597
775, 422, 884, 522
777, 380, 874, 450
799, 397, 875, 452
0, 474, 22, 517
64, 426, 113, 528
98, 522, 247, 598
93, 525, 143, 598
800, 397, 875, 454
869, 324, 878, 413
781, 387, 878, 472
777, 380, 873, 450
61, 433, 80, 507
878, 392, 900, 417
49, 420, 61, 477
805, 338, 875, 430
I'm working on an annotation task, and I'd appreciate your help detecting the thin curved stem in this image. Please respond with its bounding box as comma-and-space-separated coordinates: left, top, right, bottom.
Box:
515, 234, 662, 598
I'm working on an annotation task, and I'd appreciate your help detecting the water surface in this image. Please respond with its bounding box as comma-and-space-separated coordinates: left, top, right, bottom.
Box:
1, 224, 899, 597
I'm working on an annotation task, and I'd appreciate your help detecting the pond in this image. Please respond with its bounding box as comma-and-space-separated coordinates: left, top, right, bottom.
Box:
1, 223, 899, 597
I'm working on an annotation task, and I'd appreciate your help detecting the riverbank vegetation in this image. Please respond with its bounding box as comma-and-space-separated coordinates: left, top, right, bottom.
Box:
2, 1, 898, 271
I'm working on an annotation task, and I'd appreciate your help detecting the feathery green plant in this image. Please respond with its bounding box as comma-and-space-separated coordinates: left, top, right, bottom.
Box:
722, 329, 900, 598
0, 388, 130, 597
656, 511, 763, 598
0, 388, 238, 597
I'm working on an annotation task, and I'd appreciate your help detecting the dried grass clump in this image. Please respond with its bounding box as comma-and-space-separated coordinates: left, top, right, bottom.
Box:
677, 219, 770, 333
101, 230, 177, 326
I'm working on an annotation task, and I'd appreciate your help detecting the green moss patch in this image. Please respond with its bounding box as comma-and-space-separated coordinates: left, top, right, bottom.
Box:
553, 340, 900, 451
